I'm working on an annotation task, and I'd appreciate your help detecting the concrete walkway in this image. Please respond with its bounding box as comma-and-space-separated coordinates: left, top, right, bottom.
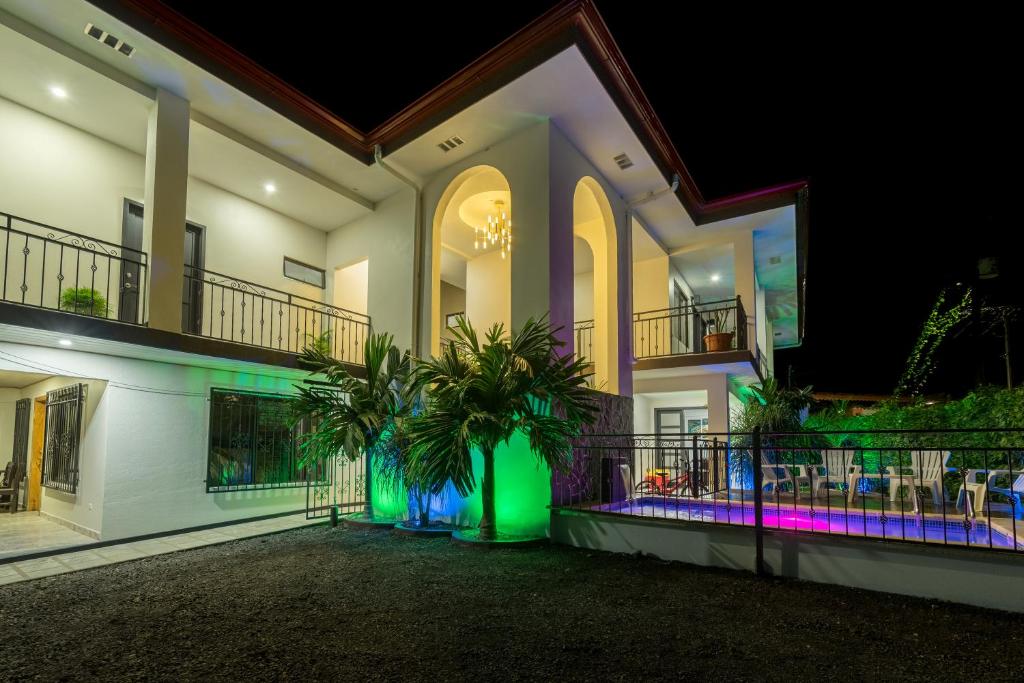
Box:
0, 513, 320, 584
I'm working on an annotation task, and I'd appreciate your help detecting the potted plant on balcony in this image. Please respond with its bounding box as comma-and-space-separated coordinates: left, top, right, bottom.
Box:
406, 315, 596, 544
60, 287, 108, 317
702, 307, 734, 352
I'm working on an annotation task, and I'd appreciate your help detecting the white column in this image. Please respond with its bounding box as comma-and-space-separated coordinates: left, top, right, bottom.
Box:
143, 89, 190, 333
732, 232, 757, 351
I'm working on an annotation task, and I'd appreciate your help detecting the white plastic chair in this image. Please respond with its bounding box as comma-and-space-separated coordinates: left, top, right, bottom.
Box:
809, 449, 855, 498
985, 471, 1024, 519
887, 450, 948, 511
761, 454, 800, 500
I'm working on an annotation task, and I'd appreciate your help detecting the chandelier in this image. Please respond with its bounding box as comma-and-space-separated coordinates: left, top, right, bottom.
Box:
474, 199, 511, 259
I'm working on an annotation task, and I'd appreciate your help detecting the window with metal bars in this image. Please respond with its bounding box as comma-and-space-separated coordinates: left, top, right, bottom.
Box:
42, 384, 85, 494
206, 388, 323, 493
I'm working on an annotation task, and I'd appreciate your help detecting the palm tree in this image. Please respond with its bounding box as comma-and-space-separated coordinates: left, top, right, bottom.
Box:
291, 332, 411, 520
407, 316, 596, 541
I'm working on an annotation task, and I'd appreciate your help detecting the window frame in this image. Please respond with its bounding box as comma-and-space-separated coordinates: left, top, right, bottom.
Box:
206, 388, 323, 493
282, 256, 326, 289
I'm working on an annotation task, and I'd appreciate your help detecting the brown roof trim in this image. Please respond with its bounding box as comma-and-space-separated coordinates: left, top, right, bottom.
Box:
91, 0, 807, 223
87, 0, 371, 161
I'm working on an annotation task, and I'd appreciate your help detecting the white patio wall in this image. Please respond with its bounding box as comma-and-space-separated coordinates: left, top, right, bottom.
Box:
326, 189, 416, 351
552, 510, 1024, 613
0, 342, 308, 541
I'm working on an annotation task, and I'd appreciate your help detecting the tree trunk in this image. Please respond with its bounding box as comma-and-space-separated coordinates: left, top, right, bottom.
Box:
364, 447, 374, 519
419, 491, 430, 527
479, 445, 497, 540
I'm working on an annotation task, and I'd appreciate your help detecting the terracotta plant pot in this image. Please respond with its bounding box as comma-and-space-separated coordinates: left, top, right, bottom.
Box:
703, 332, 734, 352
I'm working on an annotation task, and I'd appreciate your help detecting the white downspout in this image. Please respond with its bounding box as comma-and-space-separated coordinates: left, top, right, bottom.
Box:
374, 145, 423, 356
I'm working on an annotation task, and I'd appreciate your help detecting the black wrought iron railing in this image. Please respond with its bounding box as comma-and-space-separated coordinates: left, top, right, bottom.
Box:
574, 319, 595, 386
554, 429, 1024, 560
183, 267, 370, 363
1, 211, 148, 324
633, 296, 748, 360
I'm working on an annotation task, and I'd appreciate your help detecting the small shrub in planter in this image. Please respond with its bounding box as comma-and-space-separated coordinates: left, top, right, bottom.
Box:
60, 288, 108, 317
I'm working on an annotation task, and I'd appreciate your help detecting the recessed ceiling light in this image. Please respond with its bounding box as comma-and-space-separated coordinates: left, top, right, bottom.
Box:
264, 182, 277, 194
49, 85, 68, 99
710, 273, 721, 282
58, 339, 73, 346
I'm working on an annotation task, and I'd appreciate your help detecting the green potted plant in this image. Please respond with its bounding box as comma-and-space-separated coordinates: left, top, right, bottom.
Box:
703, 307, 734, 352
60, 287, 108, 317
406, 315, 596, 543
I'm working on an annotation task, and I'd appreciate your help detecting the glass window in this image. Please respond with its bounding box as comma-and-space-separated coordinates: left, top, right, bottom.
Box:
207, 389, 322, 492
283, 257, 326, 288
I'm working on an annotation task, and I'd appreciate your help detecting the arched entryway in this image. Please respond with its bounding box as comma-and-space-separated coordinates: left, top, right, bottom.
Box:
573, 177, 618, 393
430, 166, 512, 355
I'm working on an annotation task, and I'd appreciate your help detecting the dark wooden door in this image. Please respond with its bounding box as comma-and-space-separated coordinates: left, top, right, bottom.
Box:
119, 200, 144, 323
182, 223, 205, 334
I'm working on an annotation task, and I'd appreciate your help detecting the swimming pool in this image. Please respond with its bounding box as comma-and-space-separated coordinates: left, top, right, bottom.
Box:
594, 496, 1024, 550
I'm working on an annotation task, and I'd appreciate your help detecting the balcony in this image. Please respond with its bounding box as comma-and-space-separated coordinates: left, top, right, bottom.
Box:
1, 211, 368, 368
1, 211, 147, 325
632, 296, 763, 378
183, 267, 369, 363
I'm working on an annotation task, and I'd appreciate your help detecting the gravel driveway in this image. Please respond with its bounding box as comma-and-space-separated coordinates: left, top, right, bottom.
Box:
2, 525, 1021, 681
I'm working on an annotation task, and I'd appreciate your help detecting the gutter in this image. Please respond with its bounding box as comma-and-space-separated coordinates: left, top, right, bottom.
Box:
373, 145, 423, 356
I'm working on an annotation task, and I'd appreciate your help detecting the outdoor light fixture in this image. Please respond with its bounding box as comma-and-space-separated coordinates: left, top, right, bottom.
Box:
474, 199, 511, 258
264, 182, 277, 194
49, 85, 68, 99
710, 273, 721, 282
58, 339, 73, 346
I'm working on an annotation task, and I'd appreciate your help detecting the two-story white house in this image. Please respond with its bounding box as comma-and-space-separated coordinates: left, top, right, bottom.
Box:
0, 0, 806, 545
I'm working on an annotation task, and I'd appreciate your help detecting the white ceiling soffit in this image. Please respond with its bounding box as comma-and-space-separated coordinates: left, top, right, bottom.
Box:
0, 21, 151, 153
0, 368, 52, 388
389, 47, 693, 223
0, 325, 309, 381
0, 0, 400, 203
188, 121, 369, 231
670, 243, 736, 301
631, 218, 667, 262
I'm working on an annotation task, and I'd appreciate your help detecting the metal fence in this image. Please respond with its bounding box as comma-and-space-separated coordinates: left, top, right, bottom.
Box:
1, 211, 148, 324
554, 428, 1024, 561
305, 451, 368, 521
184, 267, 370, 363
574, 319, 595, 387
633, 296, 748, 359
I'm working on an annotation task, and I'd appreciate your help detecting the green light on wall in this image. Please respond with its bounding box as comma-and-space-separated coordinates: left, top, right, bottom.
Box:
460, 430, 552, 536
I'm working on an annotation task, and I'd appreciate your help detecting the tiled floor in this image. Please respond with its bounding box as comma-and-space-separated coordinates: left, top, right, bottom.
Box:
0, 513, 94, 560
0, 513, 320, 585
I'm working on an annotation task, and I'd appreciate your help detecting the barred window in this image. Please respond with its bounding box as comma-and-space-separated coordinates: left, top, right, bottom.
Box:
207, 389, 323, 493
42, 384, 86, 494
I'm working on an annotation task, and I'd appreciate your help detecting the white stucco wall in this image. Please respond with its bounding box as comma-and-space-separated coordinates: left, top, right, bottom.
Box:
326, 189, 416, 351
0, 343, 310, 541
465, 248, 511, 333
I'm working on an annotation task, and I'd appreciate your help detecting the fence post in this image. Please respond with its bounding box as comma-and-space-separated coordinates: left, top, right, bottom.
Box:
752, 426, 765, 576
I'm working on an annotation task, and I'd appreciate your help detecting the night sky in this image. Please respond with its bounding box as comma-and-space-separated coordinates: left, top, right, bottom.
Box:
161, 1, 1019, 396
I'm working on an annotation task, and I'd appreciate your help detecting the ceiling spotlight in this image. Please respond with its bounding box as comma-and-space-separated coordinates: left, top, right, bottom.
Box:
49, 85, 68, 99
710, 273, 721, 282
58, 339, 73, 346
264, 182, 276, 194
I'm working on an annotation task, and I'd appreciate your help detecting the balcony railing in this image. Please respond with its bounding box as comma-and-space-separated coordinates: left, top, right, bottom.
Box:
1, 211, 148, 325
574, 319, 595, 387
633, 296, 748, 360
183, 267, 369, 363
